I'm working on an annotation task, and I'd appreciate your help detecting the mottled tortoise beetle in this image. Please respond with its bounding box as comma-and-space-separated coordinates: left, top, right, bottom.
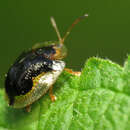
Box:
5, 14, 88, 112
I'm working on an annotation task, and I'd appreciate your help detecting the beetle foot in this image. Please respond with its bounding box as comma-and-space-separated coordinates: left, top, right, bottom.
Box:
25, 105, 31, 112
49, 86, 56, 102
64, 68, 81, 76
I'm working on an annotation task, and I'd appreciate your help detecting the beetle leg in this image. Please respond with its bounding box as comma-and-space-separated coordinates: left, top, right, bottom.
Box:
64, 68, 81, 76
25, 105, 31, 112
49, 86, 56, 102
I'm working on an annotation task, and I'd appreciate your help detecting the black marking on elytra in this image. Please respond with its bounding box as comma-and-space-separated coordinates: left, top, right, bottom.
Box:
35, 46, 56, 58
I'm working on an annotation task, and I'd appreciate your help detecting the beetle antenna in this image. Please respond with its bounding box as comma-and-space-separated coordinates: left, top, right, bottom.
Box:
62, 14, 88, 43
50, 14, 88, 44
50, 17, 63, 43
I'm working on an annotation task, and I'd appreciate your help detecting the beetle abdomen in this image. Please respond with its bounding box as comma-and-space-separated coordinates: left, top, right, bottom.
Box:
5, 51, 54, 106
8, 60, 65, 108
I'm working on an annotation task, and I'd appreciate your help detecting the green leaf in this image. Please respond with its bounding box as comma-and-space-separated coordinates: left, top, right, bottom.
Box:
0, 56, 130, 130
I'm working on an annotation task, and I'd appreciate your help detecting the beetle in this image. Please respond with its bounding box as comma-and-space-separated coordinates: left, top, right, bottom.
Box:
5, 14, 88, 112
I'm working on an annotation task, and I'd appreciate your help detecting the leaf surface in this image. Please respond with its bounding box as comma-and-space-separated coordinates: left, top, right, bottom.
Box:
0, 56, 130, 130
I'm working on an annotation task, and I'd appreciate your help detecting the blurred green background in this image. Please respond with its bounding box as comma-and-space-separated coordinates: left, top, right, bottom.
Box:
0, 0, 130, 87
